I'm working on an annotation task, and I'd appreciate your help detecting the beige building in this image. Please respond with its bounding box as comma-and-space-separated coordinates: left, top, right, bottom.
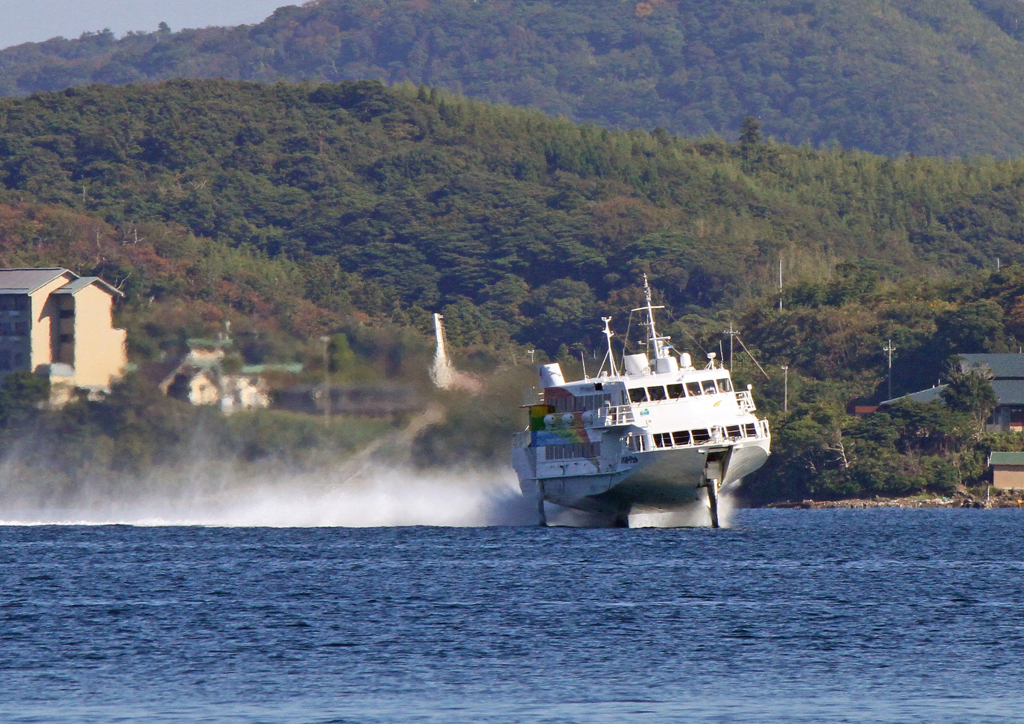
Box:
988, 452, 1024, 490
157, 345, 272, 413
0, 267, 127, 399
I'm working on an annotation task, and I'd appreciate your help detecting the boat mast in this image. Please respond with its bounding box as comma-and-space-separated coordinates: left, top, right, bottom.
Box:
602, 316, 618, 376
634, 274, 670, 360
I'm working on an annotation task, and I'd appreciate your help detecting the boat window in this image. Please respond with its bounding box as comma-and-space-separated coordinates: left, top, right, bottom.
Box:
672, 430, 691, 446
685, 382, 702, 396
553, 396, 574, 413
691, 428, 711, 444
577, 393, 611, 410
717, 378, 733, 392
647, 386, 667, 401
653, 433, 671, 448
743, 423, 757, 437
726, 425, 741, 439
545, 442, 601, 460
629, 387, 648, 403
701, 380, 718, 395
667, 384, 684, 399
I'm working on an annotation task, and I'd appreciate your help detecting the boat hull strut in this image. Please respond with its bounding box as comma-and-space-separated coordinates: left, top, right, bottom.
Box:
515, 437, 769, 526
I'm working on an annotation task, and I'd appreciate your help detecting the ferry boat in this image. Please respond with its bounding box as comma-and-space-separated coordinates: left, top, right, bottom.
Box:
512, 277, 771, 527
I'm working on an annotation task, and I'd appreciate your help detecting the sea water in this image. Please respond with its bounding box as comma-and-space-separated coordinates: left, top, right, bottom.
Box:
1, 509, 1022, 723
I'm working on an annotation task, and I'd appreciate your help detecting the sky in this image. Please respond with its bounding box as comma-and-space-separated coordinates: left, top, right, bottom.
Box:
0, 0, 295, 49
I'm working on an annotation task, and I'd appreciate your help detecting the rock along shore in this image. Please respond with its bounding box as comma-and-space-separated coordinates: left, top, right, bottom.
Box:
767, 491, 1024, 510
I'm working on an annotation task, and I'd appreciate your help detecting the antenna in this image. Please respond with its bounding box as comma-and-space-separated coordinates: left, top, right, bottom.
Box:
632, 274, 669, 360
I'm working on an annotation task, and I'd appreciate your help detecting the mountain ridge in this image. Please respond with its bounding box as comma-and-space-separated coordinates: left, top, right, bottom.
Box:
5, 0, 1024, 157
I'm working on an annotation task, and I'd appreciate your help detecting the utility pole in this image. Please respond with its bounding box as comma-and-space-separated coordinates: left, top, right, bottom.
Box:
320, 335, 331, 426
781, 365, 789, 412
724, 323, 737, 371
882, 339, 896, 400
778, 257, 783, 311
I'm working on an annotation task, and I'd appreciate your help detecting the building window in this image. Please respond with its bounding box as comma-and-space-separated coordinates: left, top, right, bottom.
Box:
0, 295, 29, 312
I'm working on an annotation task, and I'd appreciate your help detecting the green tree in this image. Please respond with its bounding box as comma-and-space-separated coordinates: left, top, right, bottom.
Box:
941, 359, 998, 433
0, 372, 49, 426
739, 115, 762, 146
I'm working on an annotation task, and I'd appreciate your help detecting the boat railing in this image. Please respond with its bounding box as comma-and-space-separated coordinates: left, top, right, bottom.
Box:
522, 387, 543, 406
512, 431, 532, 448
736, 390, 757, 412
597, 404, 635, 427
647, 417, 771, 452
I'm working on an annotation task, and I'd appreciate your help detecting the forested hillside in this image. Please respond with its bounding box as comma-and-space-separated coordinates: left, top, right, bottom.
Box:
6, 79, 1024, 358
5, 79, 1024, 501
4, 0, 1024, 157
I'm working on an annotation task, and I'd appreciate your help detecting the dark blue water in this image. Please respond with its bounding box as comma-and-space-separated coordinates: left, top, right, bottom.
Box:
2, 509, 1023, 723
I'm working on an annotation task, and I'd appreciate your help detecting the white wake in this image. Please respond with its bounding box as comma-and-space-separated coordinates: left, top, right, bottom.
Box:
0, 463, 538, 527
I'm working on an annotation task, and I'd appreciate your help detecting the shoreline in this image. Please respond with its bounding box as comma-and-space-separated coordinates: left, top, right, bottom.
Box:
765, 492, 1024, 510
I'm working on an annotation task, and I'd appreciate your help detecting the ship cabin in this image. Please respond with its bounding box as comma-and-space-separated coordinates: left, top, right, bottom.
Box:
537, 351, 744, 413
529, 349, 763, 455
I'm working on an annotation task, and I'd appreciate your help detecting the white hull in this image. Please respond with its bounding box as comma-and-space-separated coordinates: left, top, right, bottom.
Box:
514, 434, 769, 516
